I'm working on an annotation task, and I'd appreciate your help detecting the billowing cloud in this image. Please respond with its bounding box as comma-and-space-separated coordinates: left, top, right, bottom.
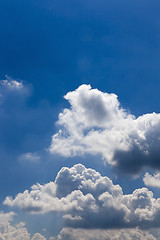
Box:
0, 211, 15, 223
4, 164, 160, 229
49, 84, 160, 174
0, 222, 46, 240
31, 233, 46, 240
143, 172, 160, 188
57, 227, 156, 240
0, 211, 46, 240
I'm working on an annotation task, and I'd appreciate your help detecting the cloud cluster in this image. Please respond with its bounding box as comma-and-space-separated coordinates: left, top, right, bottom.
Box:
0, 211, 46, 240
0, 222, 46, 240
143, 172, 160, 188
57, 227, 156, 240
4, 164, 160, 229
49, 84, 160, 174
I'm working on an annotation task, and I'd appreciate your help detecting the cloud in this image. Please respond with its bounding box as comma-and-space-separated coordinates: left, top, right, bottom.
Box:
57, 227, 156, 240
143, 172, 160, 188
0, 211, 15, 223
0, 75, 57, 196
0, 211, 46, 240
4, 164, 160, 229
0, 75, 23, 90
49, 84, 160, 174
31, 233, 46, 240
0, 75, 55, 155
0, 75, 31, 102
18, 153, 41, 163
0, 222, 46, 240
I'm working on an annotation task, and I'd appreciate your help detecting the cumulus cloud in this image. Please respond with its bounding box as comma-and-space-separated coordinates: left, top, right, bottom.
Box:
4, 164, 160, 229
143, 172, 160, 188
0, 222, 46, 240
57, 227, 156, 240
0, 211, 46, 240
0, 211, 15, 223
31, 233, 46, 240
49, 84, 160, 174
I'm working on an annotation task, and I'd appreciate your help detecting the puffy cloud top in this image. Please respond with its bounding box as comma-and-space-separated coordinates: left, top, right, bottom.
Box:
0, 212, 46, 240
143, 172, 160, 188
49, 85, 160, 174
0, 212, 15, 224
4, 164, 160, 230
0, 222, 47, 240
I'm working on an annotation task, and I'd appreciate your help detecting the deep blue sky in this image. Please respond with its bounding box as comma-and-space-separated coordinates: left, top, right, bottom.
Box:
0, 0, 160, 239
0, 0, 160, 115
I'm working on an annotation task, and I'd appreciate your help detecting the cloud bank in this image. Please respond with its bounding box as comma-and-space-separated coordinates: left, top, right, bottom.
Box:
49, 84, 160, 174
57, 227, 156, 240
4, 164, 160, 230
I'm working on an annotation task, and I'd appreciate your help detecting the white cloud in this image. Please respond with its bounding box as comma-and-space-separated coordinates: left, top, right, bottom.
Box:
57, 227, 156, 240
18, 153, 40, 163
49, 84, 160, 173
0, 222, 46, 240
0, 75, 31, 105
31, 233, 46, 240
0, 211, 15, 224
0, 75, 23, 90
0, 212, 46, 240
0, 222, 30, 240
4, 164, 160, 229
143, 172, 160, 188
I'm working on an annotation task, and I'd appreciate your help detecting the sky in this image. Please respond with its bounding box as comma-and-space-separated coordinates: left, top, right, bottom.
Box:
0, 0, 160, 239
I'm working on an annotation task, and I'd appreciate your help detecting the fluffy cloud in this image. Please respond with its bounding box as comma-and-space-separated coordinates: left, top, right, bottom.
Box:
4, 164, 160, 229
0, 211, 46, 240
57, 228, 156, 240
31, 233, 46, 240
0, 222, 46, 240
143, 172, 160, 188
0, 212, 15, 224
49, 84, 160, 173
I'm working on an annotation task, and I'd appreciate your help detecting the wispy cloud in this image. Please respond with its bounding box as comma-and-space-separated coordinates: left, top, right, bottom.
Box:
0, 75, 23, 90
18, 152, 41, 163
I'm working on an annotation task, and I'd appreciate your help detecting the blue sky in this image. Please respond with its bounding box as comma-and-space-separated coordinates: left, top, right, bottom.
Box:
0, 0, 160, 239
